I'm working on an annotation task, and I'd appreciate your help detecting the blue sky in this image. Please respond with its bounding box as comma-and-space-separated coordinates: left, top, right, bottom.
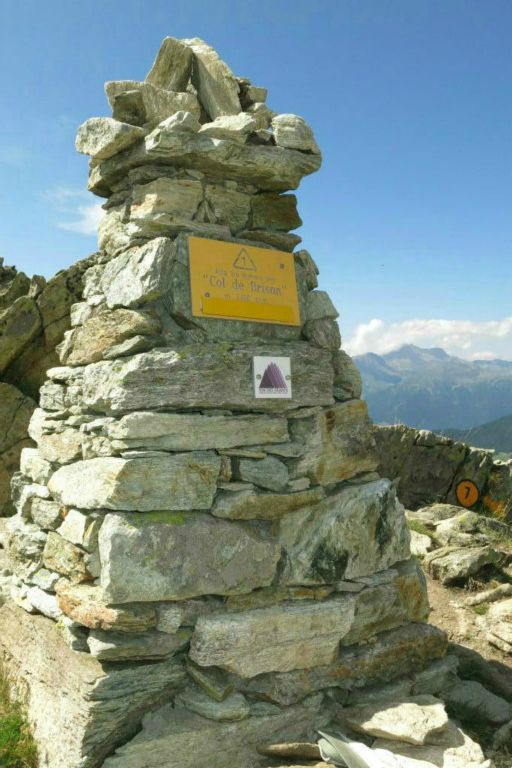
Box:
1, 0, 511, 358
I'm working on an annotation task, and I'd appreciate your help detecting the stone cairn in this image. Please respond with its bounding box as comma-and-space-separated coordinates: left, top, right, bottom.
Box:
2, 37, 447, 768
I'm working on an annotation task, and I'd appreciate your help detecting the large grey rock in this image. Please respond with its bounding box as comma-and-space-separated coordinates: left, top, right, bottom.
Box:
424, 545, 503, 585
98, 512, 281, 603
100, 237, 176, 308
271, 114, 320, 154
108, 411, 288, 451
145, 37, 193, 91
102, 700, 329, 768
441, 679, 512, 724
183, 37, 241, 118
288, 400, 378, 485
75, 117, 144, 161
105, 80, 200, 126
82, 344, 334, 414
338, 696, 449, 745
48, 453, 220, 511
0, 603, 187, 768
278, 479, 411, 584
90, 133, 321, 196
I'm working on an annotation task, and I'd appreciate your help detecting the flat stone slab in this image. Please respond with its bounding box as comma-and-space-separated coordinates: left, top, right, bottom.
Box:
99, 512, 282, 603
338, 695, 449, 745
82, 344, 334, 414
373, 721, 486, 768
424, 545, 503, 585
108, 411, 288, 451
48, 453, 220, 511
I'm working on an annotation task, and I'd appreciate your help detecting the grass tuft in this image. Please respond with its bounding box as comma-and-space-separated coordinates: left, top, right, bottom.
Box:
0, 666, 38, 768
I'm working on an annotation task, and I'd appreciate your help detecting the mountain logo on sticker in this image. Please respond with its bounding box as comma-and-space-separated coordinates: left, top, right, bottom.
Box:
259, 362, 288, 394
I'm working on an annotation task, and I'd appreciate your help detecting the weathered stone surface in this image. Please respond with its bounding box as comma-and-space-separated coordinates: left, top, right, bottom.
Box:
424, 545, 503, 585
185, 660, 234, 701
56, 582, 156, 632
303, 318, 341, 351
38, 427, 83, 463
234, 623, 447, 706
373, 721, 486, 768
108, 412, 288, 451
0, 383, 36, 516
48, 453, 220, 511
441, 679, 512, 724
26, 585, 62, 620
57, 509, 101, 549
251, 193, 302, 231
199, 113, 256, 142
409, 529, 433, 556
212, 486, 325, 520
99, 512, 281, 603
100, 237, 175, 308
272, 114, 320, 154
30, 497, 62, 529
87, 628, 190, 661
0, 295, 41, 373
278, 479, 410, 584
6, 517, 46, 580
61, 309, 161, 366
105, 80, 200, 126
234, 456, 289, 491
75, 117, 144, 161
128, 176, 204, 230
339, 695, 449, 745
0, 603, 187, 768
82, 344, 334, 414
145, 37, 193, 91
332, 349, 363, 401
184, 37, 241, 118
102, 700, 329, 768
203, 183, 252, 231
190, 566, 425, 679
305, 291, 338, 322
288, 400, 378, 485
43, 532, 90, 583
19, 447, 52, 485
175, 684, 250, 721
258, 743, 321, 761
91, 133, 321, 196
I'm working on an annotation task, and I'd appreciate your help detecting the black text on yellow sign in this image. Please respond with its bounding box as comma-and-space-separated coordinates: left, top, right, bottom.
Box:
188, 236, 301, 326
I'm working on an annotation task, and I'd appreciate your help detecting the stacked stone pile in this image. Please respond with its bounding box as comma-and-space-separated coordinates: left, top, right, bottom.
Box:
2, 37, 447, 768
0, 254, 100, 516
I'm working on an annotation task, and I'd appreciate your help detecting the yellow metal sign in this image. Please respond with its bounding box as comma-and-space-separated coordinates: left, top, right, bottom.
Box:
188, 236, 300, 326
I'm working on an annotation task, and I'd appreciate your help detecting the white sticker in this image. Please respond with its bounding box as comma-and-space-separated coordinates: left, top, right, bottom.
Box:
253, 356, 292, 399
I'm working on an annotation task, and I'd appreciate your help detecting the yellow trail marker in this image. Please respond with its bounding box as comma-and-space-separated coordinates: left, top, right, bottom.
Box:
189, 236, 301, 326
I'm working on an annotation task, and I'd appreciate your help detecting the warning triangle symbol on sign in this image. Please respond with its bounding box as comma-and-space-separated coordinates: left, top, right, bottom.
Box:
233, 248, 257, 270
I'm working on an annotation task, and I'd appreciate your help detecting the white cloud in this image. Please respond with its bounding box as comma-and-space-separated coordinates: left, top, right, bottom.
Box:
44, 187, 104, 237
344, 317, 512, 361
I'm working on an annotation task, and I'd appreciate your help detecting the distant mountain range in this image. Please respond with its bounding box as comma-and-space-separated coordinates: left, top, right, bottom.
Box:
354, 345, 512, 433
441, 414, 512, 454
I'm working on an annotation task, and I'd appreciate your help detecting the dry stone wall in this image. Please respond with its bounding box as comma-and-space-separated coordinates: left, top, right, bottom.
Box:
375, 424, 512, 518
1, 36, 445, 768
0, 254, 100, 515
